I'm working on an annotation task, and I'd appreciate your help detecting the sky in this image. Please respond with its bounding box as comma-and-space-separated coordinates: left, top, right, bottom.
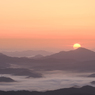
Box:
0, 0, 95, 51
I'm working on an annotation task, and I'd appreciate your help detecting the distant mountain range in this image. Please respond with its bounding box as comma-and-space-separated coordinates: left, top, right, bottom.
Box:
0, 47, 95, 73
2, 50, 53, 57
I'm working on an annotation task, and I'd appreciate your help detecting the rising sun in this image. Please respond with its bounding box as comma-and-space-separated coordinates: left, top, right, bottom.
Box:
73, 43, 81, 49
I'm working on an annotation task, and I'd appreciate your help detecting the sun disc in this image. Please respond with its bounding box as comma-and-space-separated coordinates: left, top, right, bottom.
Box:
73, 43, 81, 49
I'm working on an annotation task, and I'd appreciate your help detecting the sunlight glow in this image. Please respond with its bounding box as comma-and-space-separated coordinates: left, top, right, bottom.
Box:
73, 43, 81, 49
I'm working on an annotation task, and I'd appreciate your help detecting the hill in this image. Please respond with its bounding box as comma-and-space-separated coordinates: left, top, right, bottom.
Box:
1, 47, 95, 72
46, 47, 95, 61
0, 77, 15, 82
2, 50, 53, 57
0, 85, 95, 95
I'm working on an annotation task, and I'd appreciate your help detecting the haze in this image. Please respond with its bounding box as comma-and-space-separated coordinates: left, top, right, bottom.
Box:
0, 0, 95, 51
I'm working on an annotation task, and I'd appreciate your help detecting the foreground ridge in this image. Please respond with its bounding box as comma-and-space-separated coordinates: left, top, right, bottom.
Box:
0, 85, 95, 95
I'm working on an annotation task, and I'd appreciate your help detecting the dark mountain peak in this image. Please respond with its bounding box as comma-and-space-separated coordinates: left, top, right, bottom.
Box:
57, 47, 94, 54
74, 47, 94, 52
47, 47, 95, 61
56, 47, 94, 55
73, 47, 95, 55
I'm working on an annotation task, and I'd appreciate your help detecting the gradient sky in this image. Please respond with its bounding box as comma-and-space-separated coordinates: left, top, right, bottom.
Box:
0, 0, 95, 51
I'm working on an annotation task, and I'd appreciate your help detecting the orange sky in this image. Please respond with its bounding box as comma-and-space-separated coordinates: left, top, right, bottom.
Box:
0, 0, 95, 51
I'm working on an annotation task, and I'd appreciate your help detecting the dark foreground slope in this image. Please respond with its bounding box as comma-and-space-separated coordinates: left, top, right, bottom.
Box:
0, 86, 95, 95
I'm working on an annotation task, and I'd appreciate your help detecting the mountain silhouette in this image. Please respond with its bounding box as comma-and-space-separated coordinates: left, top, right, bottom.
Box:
0, 47, 95, 72
88, 73, 95, 77
2, 50, 53, 57
0, 77, 15, 82
0, 68, 42, 78
0, 53, 11, 68
32, 54, 44, 59
46, 47, 95, 61
0, 85, 95, 95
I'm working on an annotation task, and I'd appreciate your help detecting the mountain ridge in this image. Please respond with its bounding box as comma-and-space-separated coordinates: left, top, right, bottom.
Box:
0, 47, 95, 72
2, 50, 53, 57
0, 85, 94, 95
46, 47, 95, 61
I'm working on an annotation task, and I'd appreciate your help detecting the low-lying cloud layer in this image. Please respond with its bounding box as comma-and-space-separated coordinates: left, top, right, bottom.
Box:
0, 72, 95, 91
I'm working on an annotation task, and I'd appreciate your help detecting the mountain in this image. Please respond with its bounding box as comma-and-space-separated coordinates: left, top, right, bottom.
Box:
0, 77, 15, 82
1, 47, 95, 72
2, 50, 53, 57
0, 85, 95, 95
88, 73, 95, 77
0, 68, 42, 78
0, 53, 11, 68
90, 81, 95, 85
32, 54, 44, 59
46, 47, 95, 61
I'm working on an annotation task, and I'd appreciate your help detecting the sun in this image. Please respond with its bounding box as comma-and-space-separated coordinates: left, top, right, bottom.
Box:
73, 43, 81, 49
